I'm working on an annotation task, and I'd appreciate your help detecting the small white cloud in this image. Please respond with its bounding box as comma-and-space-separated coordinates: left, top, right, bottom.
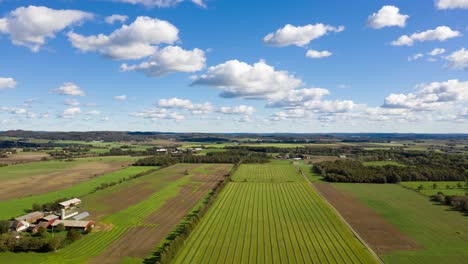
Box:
0, 77, 16, 90
263, 23, 344, 47
157, 97, 212, 114
132, 108, 185, 121
408, 53, 424, 61
219, 105, 255, 115
391, 26, 461, 46
121, 46, 206, 76
428, 48, 446, 56
367, 6, 409, 29
52, 82, 85, 96
445, 48, 468, 71
112, 0, 206, 8
64, 99, 80, 106
85, 110, 100, 115
105, 14, 128, 24
113, 95, 127, 101
0, 6, 92, 51
306, 49, 332, 59
68, 16, 179, 60
60, 107, 81, 118
436, 0, 468, 9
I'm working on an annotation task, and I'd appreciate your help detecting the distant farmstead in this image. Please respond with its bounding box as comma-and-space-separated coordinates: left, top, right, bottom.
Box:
51, 220, 95, 231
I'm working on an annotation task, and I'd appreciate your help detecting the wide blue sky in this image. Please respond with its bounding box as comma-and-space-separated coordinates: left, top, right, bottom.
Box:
0, 0, 467, 132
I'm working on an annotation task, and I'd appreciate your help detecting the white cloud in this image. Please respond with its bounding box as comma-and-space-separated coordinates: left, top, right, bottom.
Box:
391, 26, 461, 46
436, 0, 468, 9
445, 48, 468, 71
113, 95, 127, 101
306, 49, 332, 59
428, 48, 446, 56
383, 79, 468, 110
0, 77, 16, 90
85, 110, 100, 115
192, 60, 303, 99
111, 0, 206, 8
121, 46, 205, 76
263, 23, 344, 47
271, 108, 307, 121
105, 14, 128, 24
64, 99, 80, 106
408, 53, 424, 61
0, 6, 92, 52
60, 107, 81, 118
158, 97, 213, 114
267, 88, 330, 108
52, 82, 85, 96
132, 108, 184, 121
304, 100, 356, 113
68, 16, 179, 60
367, 6, 409, 29
219, 105, 255, 115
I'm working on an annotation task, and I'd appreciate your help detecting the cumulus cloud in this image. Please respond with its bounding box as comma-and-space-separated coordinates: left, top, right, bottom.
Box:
158, 97, 213, 114
428, 48, 446, 56
219, 105, 255, 115
391, 26, 461, 46
113, 95, 127, 101
382, 79, 468, 110
0, 77, 16, 90
64, 99, 80, 106
306, 49, 332, 59
304, 100, 356, 113
132, 108, 184, 121
263, 23, 344, 47
192, 60, 303, 99
52, 82, 85, 96
436, 0, 468, 9
367, 6, 409, 29
68, 16, 179, 60
121, 46, 206, 76
105, 14, 128, 24
0, 6, 92, 51
60, 107, 81, 118
408, 53, 424, 61
267, 88, 330, 108
445, 48, 468, 71
271, 108, 307, 121
111, 0, 206, 8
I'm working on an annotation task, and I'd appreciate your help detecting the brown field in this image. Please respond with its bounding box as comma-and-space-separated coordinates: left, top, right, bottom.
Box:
304, 155, 341, 164
314, 182, 421, 255
0, 160, 132, 200
0, 152, 50, 165
91, 164, 231, 263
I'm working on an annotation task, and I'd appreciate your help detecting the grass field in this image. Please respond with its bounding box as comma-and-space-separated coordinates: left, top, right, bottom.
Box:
400, 181, 467, 196
363, 161, 405, 167
335, 183, 468, 264
0, 166, 155, 219
0, 164, 228, 263
173, 163, 377, 263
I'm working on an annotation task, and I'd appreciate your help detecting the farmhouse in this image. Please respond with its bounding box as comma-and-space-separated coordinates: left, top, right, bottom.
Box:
14, 211, 44, 223
59, 198, 81, 209
51, 220, 95, 231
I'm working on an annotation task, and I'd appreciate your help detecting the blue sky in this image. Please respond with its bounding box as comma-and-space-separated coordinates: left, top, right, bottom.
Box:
0, 0, 467, 132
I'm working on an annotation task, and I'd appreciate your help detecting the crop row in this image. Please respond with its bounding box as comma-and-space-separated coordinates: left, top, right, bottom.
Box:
232, 164, 303, 182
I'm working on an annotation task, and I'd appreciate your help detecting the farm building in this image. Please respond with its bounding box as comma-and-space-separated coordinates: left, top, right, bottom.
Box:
59, 198, 81, 209
14, 211, 44, 223
32, 221, 52, 233
51, 220, 95, 231
40, 214, 60, 222
13, 220, 30, 232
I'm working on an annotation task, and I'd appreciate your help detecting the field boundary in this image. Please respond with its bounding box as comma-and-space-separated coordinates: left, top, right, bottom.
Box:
293, 163, 384, 264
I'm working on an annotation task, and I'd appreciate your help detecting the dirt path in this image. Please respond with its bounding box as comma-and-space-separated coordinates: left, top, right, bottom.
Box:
0, 161, 131, 200
314, 182, 421, 255
91, 164, 230, 263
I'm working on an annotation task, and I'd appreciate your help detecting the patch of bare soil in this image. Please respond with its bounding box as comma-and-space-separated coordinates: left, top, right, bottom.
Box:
0, 161, 131, 200
0, 152, 50, 165
304, 155, 341, 164
314, 182, 422, 255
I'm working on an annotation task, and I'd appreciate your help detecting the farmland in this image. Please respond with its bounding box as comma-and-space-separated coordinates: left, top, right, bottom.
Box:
400, 181, 467, 196
0, 163, 232, 263
334, 183, 468, 264
173, 163, 377, 263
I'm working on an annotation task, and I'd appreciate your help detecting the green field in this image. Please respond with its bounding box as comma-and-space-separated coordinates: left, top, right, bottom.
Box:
0, 156, 138, 181
0, 166, 155, 219
0, 164, 222, 263
400, 181, 467, 196
363, 161, 405, 167
173, 164, 377, 263
335, 183, 468, 264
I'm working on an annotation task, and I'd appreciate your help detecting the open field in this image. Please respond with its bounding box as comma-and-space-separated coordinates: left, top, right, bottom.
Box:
0, 151, 50, 165
363, 161, 405, 167
0, 163, 232, 264
334, 183, 468, 264
0, 156, 137, 200
400, 181, 467, 196
173, 164, 377, 264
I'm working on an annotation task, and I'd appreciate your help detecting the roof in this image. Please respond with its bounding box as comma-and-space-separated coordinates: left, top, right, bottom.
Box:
42, 214, 60, 221
51, 220, 93, 228
72, 212, 90, 220
59, 198, 81, 207
37, 221, 51, 228
14, 211, 44, 221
